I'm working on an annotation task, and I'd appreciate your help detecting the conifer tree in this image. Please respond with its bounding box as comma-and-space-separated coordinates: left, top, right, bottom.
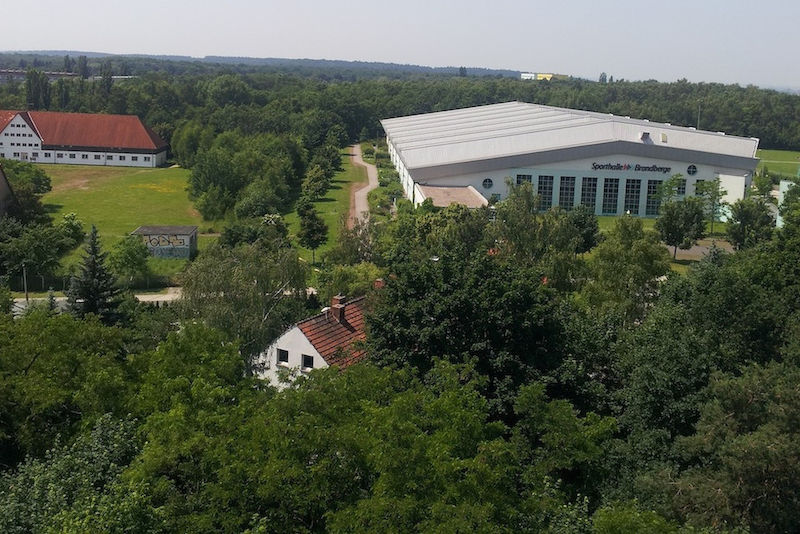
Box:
66, 225, 118, 322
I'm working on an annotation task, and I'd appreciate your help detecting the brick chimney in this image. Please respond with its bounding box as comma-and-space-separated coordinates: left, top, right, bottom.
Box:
331, 294, 346, 324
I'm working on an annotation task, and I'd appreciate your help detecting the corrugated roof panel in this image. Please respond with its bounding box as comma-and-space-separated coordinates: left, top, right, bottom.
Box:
382, 102, 760, 170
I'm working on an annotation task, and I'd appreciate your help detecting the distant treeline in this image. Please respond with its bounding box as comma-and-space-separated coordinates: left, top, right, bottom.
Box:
1, 53, 799, 151
0, 52, 520, 80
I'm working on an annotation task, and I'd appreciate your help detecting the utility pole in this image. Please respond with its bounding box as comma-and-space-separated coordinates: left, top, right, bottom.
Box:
697, 99, 702, 130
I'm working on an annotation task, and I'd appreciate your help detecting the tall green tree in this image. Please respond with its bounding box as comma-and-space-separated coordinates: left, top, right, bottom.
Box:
726, 196, 774, 250
671, 362, 800, 532
25, 69, 51, 110
108, 235, 151, 288
565, 203, 601, 254
655, 198, 706, 259
582, 216, 670, 321
76, 55, 90, 79
695, 177, 727, 235
298, 206, 328, 265
66, 225, 119, 322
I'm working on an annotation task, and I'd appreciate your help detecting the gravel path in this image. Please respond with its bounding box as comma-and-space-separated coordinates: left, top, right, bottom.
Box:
348, 144, 379, 228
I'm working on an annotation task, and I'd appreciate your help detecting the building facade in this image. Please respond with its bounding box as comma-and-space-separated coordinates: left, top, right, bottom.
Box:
0, 110, 167, 167
381, 102, 760, 217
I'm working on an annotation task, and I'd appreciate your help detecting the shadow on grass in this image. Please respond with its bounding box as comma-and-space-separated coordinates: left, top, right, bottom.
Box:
44, 203, 64, 213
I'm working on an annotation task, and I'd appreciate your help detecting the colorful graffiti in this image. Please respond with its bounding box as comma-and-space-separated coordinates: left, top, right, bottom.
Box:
141, 234, 193, 258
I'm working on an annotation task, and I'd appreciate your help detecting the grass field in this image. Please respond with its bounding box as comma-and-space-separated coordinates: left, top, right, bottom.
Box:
757, 149, 800, 177
38, 164, 221, 278
285, 150, 367, 264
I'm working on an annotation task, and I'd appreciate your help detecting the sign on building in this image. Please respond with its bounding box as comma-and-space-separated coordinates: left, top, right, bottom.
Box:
131, 225, 198, 259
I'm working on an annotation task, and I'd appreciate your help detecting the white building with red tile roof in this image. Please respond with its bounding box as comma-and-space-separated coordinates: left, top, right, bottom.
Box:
256, 295, 367, 388
0, 110, 167, 167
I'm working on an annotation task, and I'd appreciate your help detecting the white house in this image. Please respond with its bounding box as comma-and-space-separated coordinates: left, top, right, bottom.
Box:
0, 110, 167, 167
381, 102, 760, 217
256, 295, 367, 388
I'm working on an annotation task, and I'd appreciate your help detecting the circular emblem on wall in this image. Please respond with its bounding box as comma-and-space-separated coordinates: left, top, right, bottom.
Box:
482, 178, 493, 189
687, 164, 697, 176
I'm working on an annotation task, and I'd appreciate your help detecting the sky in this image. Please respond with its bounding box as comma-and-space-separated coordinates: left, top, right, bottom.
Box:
4, 0, 800, 89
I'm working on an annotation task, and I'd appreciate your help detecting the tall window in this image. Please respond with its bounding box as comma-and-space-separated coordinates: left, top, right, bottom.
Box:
538, 175, 554, 210
694, 179, 704, 194
646, 180, 662, 216
516, 174, 532, 185
580, 177, 598, 210
624, 179, 641, 214
676, 178, 687, 196
559, 176, 575, 210
602, 178, 620, 214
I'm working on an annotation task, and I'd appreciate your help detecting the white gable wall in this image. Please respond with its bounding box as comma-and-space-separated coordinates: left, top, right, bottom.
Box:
0, 115, 42, 161
254, 326, 327, 389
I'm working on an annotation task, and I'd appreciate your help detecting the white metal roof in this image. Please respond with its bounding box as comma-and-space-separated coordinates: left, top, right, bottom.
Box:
381, 102, 759, 171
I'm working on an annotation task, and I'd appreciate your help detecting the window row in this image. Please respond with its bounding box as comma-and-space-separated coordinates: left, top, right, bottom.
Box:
5, 142, 40, 147
0, 151, 150, 162
512, 174, 666, 215
3, 132, 34, 137
276, 348, 315, 370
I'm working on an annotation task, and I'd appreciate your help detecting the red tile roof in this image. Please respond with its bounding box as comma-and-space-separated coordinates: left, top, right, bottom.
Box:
297, 296, 367, 368
0, 110, 17, 131
25, 111, 167, 152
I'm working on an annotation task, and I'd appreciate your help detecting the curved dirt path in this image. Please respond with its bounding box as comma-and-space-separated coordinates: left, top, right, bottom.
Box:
348, 143, 379, 228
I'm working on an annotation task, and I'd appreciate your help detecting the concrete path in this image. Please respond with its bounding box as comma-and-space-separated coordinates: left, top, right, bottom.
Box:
12, 287, 183, 316
348, 143, 379, 228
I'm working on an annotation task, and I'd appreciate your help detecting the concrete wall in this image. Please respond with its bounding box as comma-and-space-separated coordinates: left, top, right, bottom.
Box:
254, 326, 327, 389
139, 232, 197, 258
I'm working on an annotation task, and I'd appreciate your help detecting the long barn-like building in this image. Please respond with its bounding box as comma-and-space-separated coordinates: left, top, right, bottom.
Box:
0, 110, 167, 167
381, 102, 760, 216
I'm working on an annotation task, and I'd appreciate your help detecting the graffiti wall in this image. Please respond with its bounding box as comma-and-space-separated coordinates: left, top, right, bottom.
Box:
141, 234, 194, 258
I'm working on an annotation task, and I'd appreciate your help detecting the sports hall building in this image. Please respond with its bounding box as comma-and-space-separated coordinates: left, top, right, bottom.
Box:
381, 102, 759, 216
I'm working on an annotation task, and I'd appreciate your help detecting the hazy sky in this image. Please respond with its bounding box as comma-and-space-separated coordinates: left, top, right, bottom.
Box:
5, 0, 799, 88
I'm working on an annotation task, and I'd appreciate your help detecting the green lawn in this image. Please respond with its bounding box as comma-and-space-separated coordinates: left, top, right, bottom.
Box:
757, 149, 800, 177
285, 151, 367, 264
38, 164, 221, 278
